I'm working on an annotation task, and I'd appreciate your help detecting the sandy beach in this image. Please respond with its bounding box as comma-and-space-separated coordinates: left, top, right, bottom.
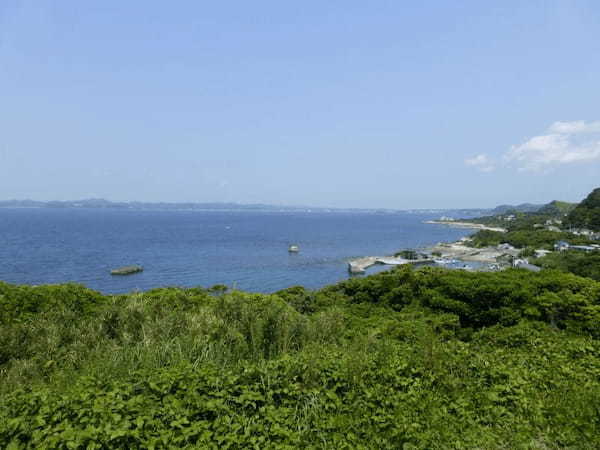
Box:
424, 220, 507, 233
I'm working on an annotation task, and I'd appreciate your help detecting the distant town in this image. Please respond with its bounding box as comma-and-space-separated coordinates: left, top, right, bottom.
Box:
0, 198, 492, 216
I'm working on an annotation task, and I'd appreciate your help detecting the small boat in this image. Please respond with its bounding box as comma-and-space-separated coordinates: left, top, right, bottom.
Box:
288, 244, 300, 253
434, 258, 450, 264
110, 265, 143, 276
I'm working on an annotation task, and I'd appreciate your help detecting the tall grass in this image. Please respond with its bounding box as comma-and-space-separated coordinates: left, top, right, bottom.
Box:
0, 287, 349, 395
1, 268, 600, 447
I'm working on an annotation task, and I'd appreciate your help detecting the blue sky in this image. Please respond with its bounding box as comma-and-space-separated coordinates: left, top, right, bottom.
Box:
1, 1, 599, 209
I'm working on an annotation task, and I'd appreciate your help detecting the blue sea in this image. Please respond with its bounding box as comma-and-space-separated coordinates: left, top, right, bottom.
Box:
0, 208, 472, 294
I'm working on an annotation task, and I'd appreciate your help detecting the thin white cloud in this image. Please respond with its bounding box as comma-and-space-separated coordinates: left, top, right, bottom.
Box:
505, 120, 600, 172
547, 120, 600, 134
464, 154, 495, 172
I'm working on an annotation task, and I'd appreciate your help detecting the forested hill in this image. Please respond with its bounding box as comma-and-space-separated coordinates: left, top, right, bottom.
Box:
536, 200, 577, 216
567, 188, 600, 230
489, 200, 575, 217
490, 203, 543, 215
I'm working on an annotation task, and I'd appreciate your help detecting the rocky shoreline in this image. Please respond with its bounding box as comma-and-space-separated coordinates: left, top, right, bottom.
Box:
348, 221, 513, 274
347, 256, 433, 274
423, 239, 517, 263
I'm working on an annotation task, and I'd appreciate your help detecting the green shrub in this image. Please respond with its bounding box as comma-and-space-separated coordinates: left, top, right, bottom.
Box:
1, 266, 600, 447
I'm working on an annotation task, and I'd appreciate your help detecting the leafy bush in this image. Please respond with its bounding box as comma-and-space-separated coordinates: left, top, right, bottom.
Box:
394, 249, 418, 260
518, 246, 536, 258
534, 250, 600, 281
1, 267, 600, 447
0, 282, 105, 324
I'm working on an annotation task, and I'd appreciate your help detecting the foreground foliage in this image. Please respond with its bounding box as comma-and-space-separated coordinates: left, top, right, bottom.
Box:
469, 228, 593, 250
1, 267, 600, 448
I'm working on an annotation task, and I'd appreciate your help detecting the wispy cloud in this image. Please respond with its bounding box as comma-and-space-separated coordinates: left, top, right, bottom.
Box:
547, 120, 600, 134
465, 120, 600, 173
464, 154, 495, 172
506, 120, 600, 172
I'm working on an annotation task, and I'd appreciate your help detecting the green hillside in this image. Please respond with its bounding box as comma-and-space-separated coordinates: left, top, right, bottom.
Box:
491, 203, 543, 215
537, 200, 577, 216
567, 188, 600, 230
1, 267, 600, 448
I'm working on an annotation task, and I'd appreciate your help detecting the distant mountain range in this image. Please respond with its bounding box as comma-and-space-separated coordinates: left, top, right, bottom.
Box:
3, 193, 598, 229
0, 198, 317, 211
0, 198, 491, 215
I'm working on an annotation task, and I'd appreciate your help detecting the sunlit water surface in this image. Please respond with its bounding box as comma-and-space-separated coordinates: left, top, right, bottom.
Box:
0, 208, 472, 294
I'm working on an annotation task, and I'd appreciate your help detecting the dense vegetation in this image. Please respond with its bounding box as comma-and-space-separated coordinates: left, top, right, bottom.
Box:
469, 195, 581, 233
468, 209, 560, 233
536, 200, 577, 216
470, 196, 574, 226
534, 250, 600, 281
394, 249, 419, 259
2, 266, 600, 448
567, 188, 600, 231
490, 203, 543, 215
468, 229, 592, 249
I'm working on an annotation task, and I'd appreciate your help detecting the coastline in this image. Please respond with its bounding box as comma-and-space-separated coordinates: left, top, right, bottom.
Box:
424, 220, 507, 233
348, 241, 504, 271
423, 240, 516, 263
348, 220, 510, 273
347, 256, 434, 274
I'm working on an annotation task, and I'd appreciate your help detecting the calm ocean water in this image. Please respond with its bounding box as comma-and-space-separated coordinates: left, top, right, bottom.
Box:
0, 208, 471, 294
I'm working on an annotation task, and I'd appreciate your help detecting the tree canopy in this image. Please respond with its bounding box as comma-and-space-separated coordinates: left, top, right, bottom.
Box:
567, 187, 600, 231
2, 265, 600, 448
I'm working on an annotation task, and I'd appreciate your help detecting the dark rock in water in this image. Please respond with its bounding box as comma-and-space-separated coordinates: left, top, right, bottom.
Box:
110, 265, 143, 275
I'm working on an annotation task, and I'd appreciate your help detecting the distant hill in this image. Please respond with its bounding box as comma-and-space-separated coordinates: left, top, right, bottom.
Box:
491, 203, 544, 215
0, 198, 343, 212
537, 200, 577, 217
0, 198, 490, 215
566, 188, 600, 231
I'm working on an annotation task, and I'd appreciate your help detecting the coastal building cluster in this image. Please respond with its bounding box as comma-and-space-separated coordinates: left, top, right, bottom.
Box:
554, 241, 600, 252
349, 214, 600, 277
